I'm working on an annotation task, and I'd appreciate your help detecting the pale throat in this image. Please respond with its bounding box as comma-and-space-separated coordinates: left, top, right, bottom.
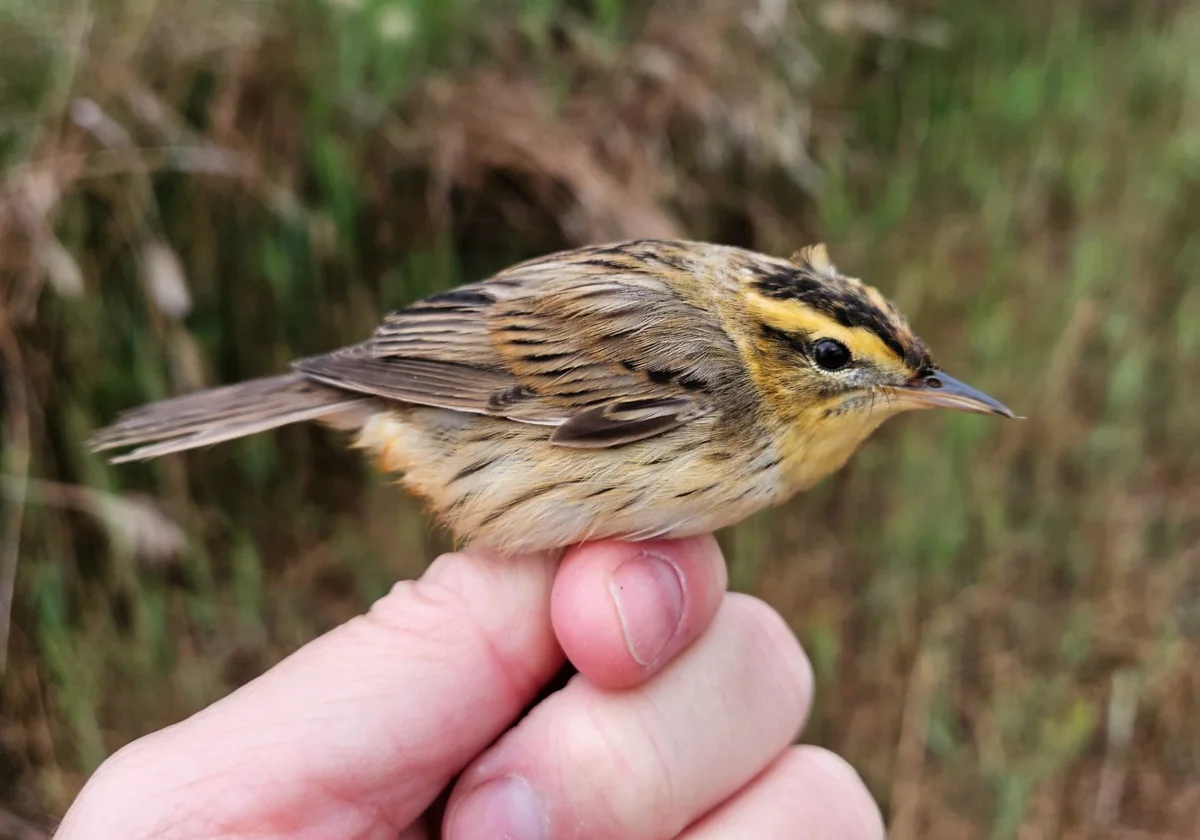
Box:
775, 399, 895, 491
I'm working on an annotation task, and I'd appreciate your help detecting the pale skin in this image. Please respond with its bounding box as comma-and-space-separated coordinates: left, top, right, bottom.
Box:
56, 536, 884, 839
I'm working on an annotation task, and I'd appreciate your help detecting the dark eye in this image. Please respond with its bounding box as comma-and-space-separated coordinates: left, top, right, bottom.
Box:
813, 339, 851, 371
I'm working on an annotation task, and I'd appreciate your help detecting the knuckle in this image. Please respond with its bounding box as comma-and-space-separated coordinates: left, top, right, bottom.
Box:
363, 554, 549, 702
548, 693, 677, 836
92, 728, 175, 782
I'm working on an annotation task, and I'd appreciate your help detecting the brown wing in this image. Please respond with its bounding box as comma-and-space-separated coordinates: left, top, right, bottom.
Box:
293, 243, 744, 446
549, 396, 702, 448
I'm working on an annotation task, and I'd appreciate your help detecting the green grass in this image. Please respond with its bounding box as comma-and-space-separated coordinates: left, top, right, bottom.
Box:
786, 3, 1200, 834
2, 0, 1198, 836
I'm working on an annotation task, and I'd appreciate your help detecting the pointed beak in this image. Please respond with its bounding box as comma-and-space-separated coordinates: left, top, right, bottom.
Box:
888, 371, 1016, 418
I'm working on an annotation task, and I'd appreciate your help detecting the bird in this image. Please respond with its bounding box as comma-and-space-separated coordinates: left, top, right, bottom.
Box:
90, 239, 1014, 553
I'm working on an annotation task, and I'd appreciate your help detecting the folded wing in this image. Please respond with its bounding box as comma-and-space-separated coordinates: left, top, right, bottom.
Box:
293, 247, 743, 447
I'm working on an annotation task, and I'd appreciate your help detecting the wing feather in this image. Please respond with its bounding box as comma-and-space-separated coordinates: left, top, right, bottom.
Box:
550, 397, 699, 448
292, 352, 566, 421
293, 243, 746, 447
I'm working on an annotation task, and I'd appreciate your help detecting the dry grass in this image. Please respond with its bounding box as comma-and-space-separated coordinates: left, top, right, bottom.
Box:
1, 0, 1198, 836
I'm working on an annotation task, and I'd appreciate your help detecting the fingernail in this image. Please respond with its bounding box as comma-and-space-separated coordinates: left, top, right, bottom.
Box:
610, 550, 685, 666
448, 775, 547, 840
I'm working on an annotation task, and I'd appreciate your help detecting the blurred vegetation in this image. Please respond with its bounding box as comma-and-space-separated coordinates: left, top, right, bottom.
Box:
2, 0, 1198, 836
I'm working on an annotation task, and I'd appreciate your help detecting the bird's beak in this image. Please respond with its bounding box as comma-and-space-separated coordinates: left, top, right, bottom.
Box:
888, 371, 1016, 418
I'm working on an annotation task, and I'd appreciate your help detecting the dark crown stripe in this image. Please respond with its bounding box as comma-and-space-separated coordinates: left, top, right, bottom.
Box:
753, 267, 918, 366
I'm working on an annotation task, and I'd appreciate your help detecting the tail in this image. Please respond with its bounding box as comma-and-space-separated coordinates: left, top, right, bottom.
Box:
89, 373, 371, 463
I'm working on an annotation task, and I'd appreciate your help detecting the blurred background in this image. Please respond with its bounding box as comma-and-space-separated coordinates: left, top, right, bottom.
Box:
1, 0, 1198, 836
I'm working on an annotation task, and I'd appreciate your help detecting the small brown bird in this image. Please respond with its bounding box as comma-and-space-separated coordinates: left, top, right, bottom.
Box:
91, 240, 1013, 552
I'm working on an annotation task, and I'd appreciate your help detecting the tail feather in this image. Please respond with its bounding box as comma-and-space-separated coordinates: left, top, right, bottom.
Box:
89, 373, 368, 463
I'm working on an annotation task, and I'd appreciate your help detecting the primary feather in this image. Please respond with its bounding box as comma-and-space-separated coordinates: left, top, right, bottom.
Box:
89, 374, 368, 463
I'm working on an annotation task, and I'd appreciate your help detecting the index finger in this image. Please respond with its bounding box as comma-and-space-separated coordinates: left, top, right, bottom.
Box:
56, 547, 566, 839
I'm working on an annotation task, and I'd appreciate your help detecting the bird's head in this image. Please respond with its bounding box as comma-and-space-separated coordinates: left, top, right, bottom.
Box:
738, 244, 1014, 482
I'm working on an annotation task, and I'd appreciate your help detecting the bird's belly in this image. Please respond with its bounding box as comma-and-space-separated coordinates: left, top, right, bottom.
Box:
353, 408, 783, 553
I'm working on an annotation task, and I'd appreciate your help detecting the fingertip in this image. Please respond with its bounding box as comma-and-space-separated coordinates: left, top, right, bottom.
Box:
551, 535, 726, 690
782, 747, 886, 840
678, 745, 885, 840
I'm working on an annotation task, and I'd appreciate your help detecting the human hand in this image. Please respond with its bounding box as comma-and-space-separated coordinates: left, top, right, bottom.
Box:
56, 536, 883, 839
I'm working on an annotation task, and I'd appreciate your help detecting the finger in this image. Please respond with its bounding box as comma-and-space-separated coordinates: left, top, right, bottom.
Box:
398, 824, 432, 840
552, 535, 727, 689
677, 746, 885, 840
56, 547, 567, 840
444, 593, 813, 840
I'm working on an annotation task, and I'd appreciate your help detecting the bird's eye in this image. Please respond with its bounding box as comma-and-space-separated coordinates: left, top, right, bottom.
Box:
813, 339, 851, 371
